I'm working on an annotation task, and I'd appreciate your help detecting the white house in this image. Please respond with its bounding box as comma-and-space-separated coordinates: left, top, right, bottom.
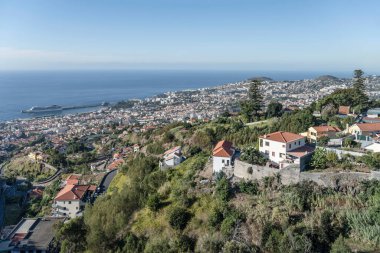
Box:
259, 131, 314, 170
159, 146, 184, 169
53, 184, 96, 218
212, 140, 235, 173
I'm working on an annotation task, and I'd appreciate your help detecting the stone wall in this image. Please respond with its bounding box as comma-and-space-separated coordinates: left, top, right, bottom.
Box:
231, 159, 380, 187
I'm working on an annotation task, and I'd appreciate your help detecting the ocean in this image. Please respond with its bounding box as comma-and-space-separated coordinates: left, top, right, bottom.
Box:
0, 70, 352, 122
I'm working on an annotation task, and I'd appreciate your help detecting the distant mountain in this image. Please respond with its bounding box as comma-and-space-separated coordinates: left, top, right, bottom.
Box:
248, 76, 273, 82
315, 75, 340, 81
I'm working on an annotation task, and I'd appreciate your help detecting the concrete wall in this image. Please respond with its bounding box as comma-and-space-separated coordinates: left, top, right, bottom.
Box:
322, 147, 365, 158
231, 159, 380, 187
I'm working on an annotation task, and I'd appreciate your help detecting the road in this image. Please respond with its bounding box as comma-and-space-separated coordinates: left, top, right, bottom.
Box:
98, 169, 118, 193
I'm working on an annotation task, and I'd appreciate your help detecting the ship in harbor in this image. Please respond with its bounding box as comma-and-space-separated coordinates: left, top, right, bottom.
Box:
21, 102, 110, 114
21, 105, 63, 113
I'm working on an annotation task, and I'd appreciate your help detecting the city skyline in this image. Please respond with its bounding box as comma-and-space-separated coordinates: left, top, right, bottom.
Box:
0, 0, 379, 71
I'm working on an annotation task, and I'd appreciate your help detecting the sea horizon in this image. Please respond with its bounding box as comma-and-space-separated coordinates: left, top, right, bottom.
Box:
0, 69, 374, 122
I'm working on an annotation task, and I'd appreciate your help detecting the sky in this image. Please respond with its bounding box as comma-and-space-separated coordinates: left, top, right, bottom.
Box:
0, 0, 379, 71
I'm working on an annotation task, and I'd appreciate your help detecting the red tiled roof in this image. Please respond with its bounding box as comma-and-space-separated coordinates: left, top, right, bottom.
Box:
66, 174, 80, 185
213, 140, 233, 157
311, 126, 341, 133
164, 146, 181, 155
355, 122, 380, 131
260, 131, 304, 143
55, 184, 90, 201
107, 159, 124, 170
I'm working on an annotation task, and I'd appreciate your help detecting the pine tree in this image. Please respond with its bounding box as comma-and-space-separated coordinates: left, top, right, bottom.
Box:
352, 69, 368, 112
353, 69, 365, 91
240, 80, 263, 122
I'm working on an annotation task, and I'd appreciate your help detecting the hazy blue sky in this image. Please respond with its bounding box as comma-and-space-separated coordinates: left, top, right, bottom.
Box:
0, 0, 379, 71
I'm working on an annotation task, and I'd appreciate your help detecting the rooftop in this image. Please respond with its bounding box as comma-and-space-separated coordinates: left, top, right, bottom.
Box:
260, 131, 304, 143
55, 184, 91, 201
311, 125, 341, 133
6, 217, 65, 250
213, 140, 234, 157
355, 122, 380, 131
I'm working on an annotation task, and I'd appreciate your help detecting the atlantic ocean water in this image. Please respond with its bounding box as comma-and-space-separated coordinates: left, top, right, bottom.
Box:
0, 70, 350, 121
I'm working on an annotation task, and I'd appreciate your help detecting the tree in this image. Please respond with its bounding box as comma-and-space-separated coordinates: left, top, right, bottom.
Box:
168, 207, 191, 230
215, 175, 231, 202
311, 148, 328, 170
352, 69, 369, 110
55, 217, 88, 253
266, 101, 283, 118
240, 147, 268, 166
353, 69, 365, 91
240, 80, 263, 122
146, 193, 160, 212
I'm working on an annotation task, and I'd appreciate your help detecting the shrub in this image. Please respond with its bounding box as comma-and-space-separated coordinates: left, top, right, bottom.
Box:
146, 194, 160, 212
168, 207, 191, 230
221, 216, 237, 238
223, 240, 253, 253
330, 235, 351, 253
311, 148, 328, 170
238, 180, 259, 195
240, 147, 268, 166
215, 176, 231, 202
209, 208, 224, 228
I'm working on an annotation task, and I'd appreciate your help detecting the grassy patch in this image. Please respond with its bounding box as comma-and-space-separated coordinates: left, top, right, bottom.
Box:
107, 173, 128, 194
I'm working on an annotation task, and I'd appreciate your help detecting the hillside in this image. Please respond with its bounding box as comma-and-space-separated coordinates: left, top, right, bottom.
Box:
54, 116, 380, 253
315, 75, 340, 82
2, 157, 55, 181
248, 76, 273, 82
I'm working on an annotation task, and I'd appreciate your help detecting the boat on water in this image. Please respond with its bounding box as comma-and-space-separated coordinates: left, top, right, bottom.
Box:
21, 105, 63, 113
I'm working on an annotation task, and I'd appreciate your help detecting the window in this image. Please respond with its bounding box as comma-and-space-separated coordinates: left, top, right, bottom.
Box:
272, 152, 275, 157
265, 141, 270, 146
69, 201, 71, 204
298, 141, 301, 145
222, 159, 225, 163
289, 144, 291, 149
226, 160, 229, 166
265, 150, 269, 155
260, 139, 263, 147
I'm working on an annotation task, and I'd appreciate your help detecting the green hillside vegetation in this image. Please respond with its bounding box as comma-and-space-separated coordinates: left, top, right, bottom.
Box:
3, 157, 55, 181
54, 70, 380, 252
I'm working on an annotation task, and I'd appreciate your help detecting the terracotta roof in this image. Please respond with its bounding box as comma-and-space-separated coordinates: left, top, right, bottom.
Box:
55, 184, 90, 201
339, 106, 350, 115
107, 159, 124, 170
164, 146, 181, 155
311, 126, 341, 133
66, 174, 80, 185
355, 122, 380, 131
287, 146, 315, 158
260, 131, 304, 143
213, 140, 234, 157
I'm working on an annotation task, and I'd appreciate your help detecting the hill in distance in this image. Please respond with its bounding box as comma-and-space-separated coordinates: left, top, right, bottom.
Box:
315, 75, 340, 81
248, 76, 273, 82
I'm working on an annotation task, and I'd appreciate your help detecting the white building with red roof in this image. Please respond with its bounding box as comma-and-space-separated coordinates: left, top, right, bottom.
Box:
259, 131, 314, 170
53, 184, 96, 218
212, 140, 235, 173
159, 146, 184, 169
